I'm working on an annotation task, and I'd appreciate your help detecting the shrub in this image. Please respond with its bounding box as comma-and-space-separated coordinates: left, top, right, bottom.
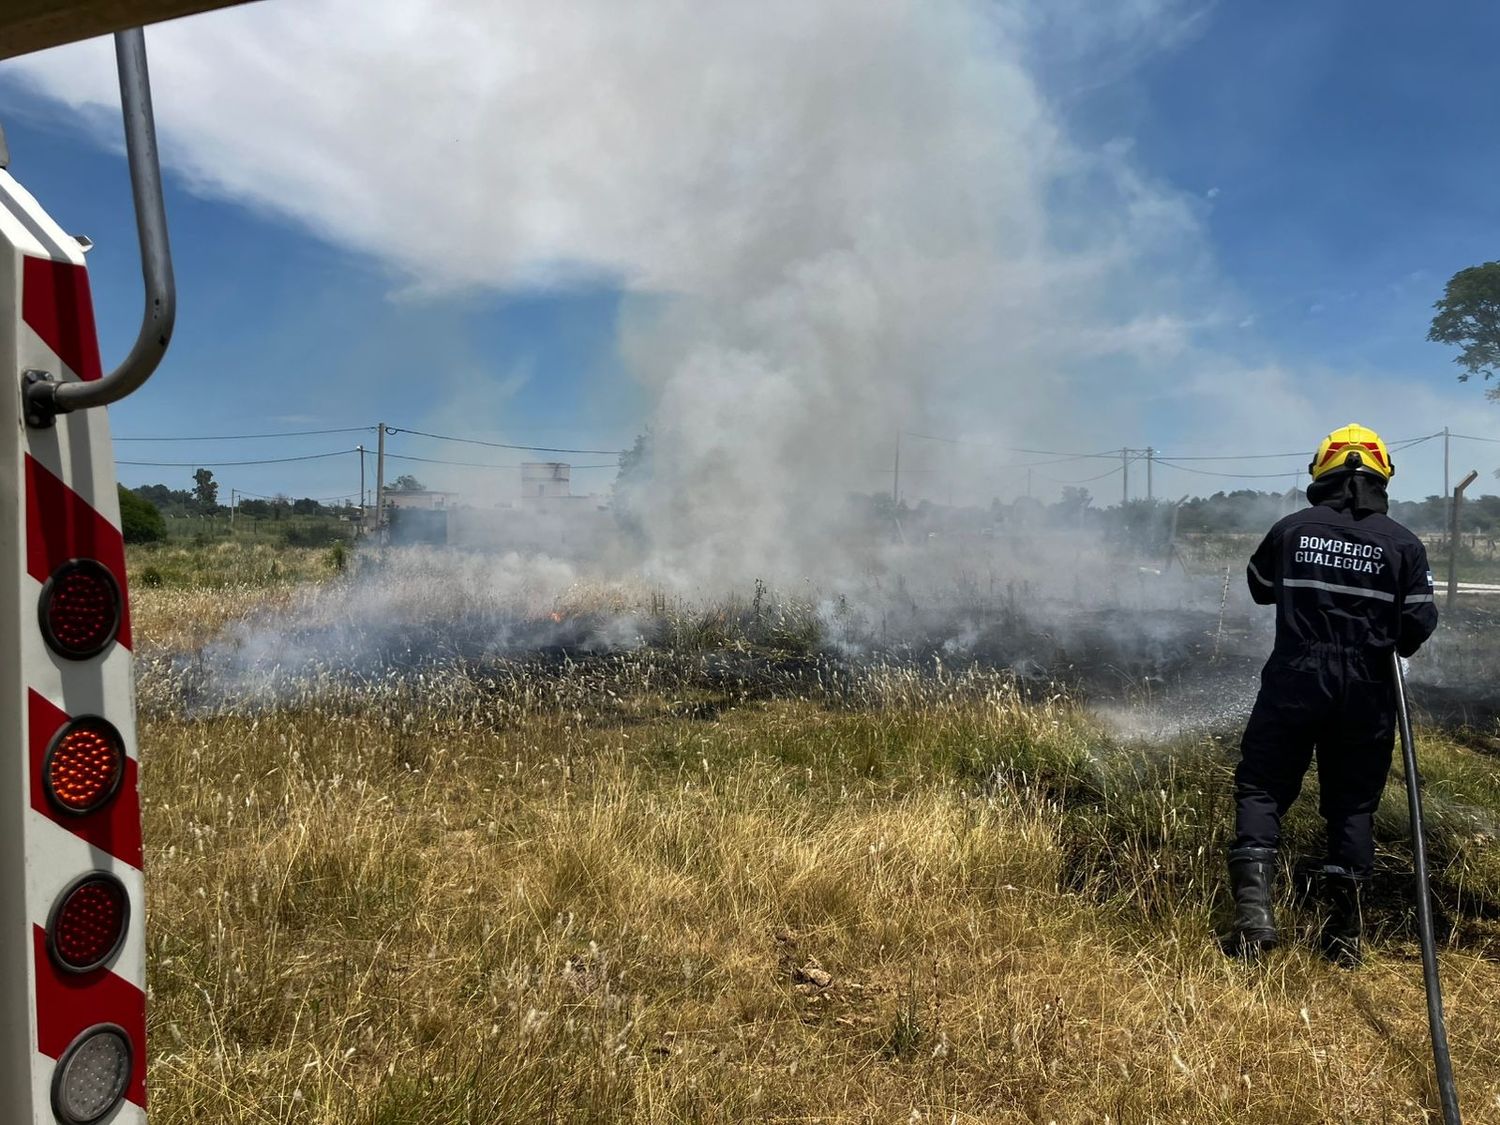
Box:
281, 523, 343, 548
118, 486, 167, 544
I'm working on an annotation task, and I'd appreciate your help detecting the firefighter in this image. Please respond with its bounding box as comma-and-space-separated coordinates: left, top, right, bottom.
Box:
1226, 423, 1438, 965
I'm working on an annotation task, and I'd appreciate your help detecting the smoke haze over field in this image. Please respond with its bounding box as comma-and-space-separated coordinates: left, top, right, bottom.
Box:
11, 2, 1498, 580
11, 0, 1232, 583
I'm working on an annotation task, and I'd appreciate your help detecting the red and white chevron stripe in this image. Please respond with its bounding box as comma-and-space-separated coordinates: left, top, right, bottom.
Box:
1, 169, 147, 1122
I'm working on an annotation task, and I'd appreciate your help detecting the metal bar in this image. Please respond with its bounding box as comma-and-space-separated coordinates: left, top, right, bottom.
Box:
30, 28, 175, 417
1392, 652, 1463, 1125
1447, 470, 1479, 603
891, 431, 900, 505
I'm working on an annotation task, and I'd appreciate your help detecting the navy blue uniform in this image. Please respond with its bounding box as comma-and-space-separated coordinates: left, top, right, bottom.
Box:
1234, 499, 1438, 876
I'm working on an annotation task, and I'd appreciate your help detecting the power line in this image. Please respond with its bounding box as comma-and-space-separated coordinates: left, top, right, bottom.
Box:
115, 426, 376, 442
384, 452, 617, 470
1038, 465, 1125, 485
234, 489, 360, 503
384, 426, 627, 456
116, 449, 357, 467
901, 430, 1118, 462
904, 429, 1446, 464
1153, 459, 1304, 480
1450, 432, 1500, 445
1391, 432, 1444, 450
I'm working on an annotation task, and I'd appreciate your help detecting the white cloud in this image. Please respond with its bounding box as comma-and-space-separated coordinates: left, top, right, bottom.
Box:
6, 0, 1242, 575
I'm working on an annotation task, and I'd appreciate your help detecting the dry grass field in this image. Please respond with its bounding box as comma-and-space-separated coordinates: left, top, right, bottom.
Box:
127, 545, 1500, 1124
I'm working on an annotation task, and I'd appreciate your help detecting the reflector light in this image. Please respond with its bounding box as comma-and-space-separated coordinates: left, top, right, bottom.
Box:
51, 1025, 132, 1125
44, 716, 126, 815
39, 558, 122, 659
47, 874, 130, 973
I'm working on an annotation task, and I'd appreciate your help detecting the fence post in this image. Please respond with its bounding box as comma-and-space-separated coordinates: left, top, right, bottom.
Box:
1447, 469, 1479, 604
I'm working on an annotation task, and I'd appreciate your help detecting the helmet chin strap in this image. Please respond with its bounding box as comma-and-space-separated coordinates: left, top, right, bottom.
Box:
1308, 449, 1394, 481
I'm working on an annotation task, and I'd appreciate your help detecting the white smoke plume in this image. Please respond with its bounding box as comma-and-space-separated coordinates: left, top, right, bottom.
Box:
8, 0, 1223, 583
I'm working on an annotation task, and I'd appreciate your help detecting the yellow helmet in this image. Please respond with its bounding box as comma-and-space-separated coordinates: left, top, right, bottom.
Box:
1309, 423, 1394, 481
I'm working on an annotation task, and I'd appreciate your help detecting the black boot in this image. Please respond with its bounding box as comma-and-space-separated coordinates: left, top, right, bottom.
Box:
1224, 847, 1278, 957
1320, 866, 1363, 968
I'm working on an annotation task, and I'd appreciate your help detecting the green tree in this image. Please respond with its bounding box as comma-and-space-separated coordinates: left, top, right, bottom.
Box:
117, 485, 166, 544
1428, 261, 1500, 399
611, 430, 652, 541
133, 483, 194, 514
390, 474, 425, 491
192, 467, 219, 510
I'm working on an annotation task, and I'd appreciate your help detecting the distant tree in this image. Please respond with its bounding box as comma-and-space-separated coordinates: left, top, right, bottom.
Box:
292, 497, 321, 515
238, 499, 272, 518
1050, 486, 1092, 525
192, 468, 219, 510
1428, 262, 1500, 399
389, 474, 425, 491
133, 483, 194, 515
611, 430, 653, 541
117, 486, 166, 544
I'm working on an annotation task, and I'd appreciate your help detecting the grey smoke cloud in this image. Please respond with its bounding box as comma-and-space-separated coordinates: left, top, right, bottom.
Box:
18, 1, 1482, 576
12, 0, 1219, 579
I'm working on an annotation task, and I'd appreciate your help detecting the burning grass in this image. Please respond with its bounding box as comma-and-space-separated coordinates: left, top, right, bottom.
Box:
131, 545, 1500, 1123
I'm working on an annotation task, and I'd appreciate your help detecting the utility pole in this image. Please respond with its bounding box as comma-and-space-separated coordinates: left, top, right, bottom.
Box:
1443, 427, 1450, 498
375, 423, 387, 537
1443, 426, 1451, 523
1146, 446, 1154, 502
1026, 467, 1033, 499
1121, 447, 1130, 507
229, 488, 237, 531
357, 444, 366, 525
892, 430, 901, 506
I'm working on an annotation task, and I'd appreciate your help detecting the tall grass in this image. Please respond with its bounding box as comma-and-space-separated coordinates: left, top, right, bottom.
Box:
130, 549, 1500, 1123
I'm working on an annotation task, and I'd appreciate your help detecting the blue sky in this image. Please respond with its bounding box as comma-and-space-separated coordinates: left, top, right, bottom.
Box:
1070, 2, 1500, 371
2, 0, 1498, 507
1, 104, 644, 504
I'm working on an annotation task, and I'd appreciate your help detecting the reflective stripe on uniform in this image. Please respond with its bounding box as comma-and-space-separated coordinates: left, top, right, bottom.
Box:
1248, 561, 1273, 588
1406, 593, 1435, 604
1281, 577, 1396, 602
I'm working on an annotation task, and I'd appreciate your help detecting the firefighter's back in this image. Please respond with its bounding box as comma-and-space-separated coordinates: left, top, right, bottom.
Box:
1250, 503, 1436, 659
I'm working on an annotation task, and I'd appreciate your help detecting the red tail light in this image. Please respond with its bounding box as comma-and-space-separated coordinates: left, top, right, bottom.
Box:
44, 717, 126, 815
38, 559, 122, 660
47, 874, 130, 974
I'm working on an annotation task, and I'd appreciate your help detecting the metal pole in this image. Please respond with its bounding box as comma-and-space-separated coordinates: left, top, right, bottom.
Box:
1447, 470, 1478, 604
375, 424, 387, 536
32, 28, 176, 418
892, 431, 901, 506
1392, 653, 1463, 1125
229, 488, 236, 531
1146, 446, 1154, 502
1122, 448, 1129, 507
1443, 427, 1450, 511
357, 444, 366, 523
